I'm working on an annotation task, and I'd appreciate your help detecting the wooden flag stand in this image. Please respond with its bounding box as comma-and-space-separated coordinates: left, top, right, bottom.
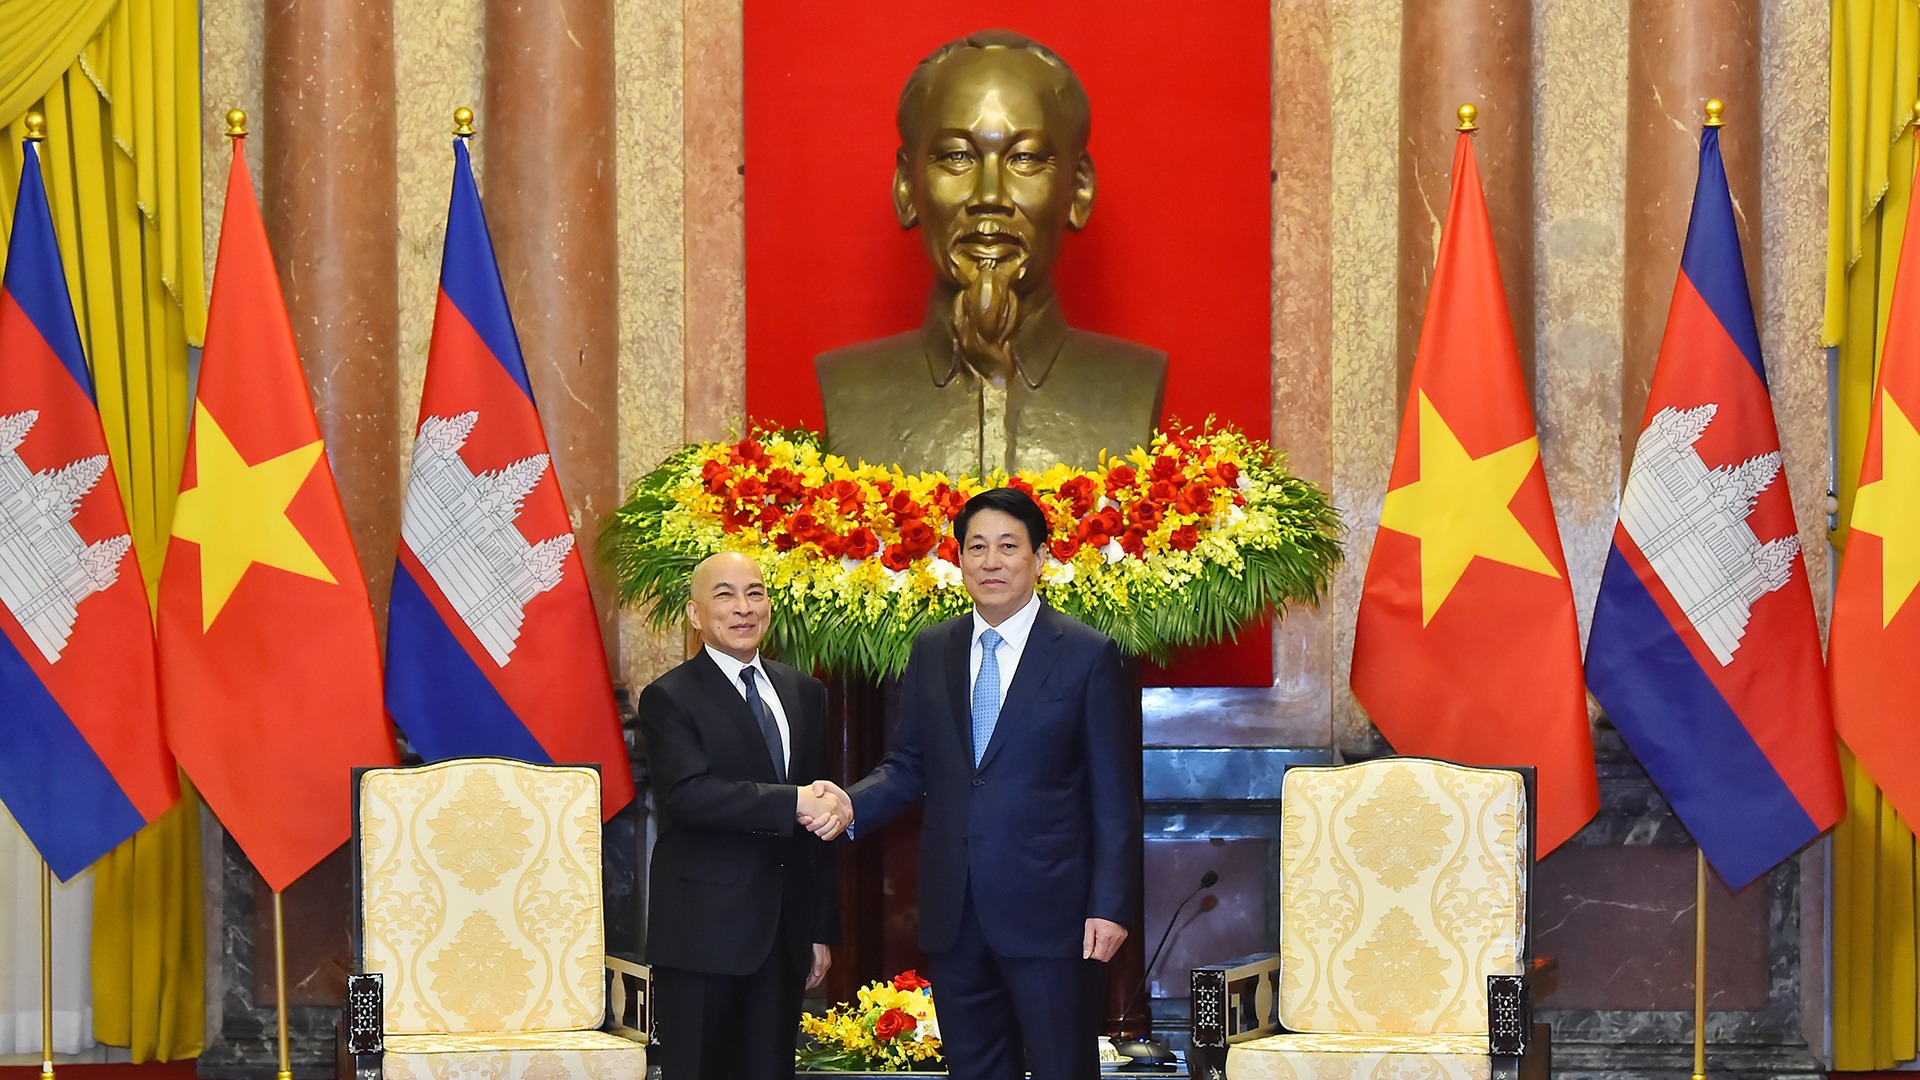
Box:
1693, 850, 1708, 1080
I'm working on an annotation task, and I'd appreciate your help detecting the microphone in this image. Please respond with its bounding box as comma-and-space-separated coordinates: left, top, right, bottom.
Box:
1113, 869, 1218, 1070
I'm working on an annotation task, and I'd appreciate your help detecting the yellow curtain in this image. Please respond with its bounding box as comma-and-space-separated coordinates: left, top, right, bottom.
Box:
0, 0, 205, 1062
1826, 0, 1920, 1070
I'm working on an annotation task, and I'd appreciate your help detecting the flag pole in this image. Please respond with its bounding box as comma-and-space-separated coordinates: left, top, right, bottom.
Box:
40, 858, 54, 1080
25, 108, 58, 1080
274, 891, 292, 1080
1687, 92, 1726, 1080
1693, 848, 1708, 1080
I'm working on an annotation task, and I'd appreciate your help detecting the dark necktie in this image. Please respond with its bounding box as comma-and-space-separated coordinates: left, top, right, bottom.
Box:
740, 667, 786, 782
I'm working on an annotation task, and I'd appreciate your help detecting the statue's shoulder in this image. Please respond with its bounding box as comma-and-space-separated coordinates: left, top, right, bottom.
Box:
1058, 327, 1167, 372
1056, 327, 1167, 381
814, 330, 928, 387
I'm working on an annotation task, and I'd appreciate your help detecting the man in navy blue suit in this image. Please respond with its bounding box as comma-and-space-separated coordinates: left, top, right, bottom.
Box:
817, 487, 1140, 1080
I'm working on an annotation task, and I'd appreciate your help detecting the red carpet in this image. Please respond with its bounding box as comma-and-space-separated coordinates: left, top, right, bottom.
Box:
0, 1063, 196, 1080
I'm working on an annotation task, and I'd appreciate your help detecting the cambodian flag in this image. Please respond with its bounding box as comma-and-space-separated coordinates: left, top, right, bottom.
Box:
1586, 123, 1842, 890
0, 139, 177, 879
385, 137, 633, 813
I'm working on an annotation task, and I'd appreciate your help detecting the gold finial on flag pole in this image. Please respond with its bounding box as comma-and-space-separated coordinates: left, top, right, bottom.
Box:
454, 107, 476, 138
24, 112, 45, 143
1703, 99, 1724, 128
1456, 103, 1478, 133
226, 109, 248, 139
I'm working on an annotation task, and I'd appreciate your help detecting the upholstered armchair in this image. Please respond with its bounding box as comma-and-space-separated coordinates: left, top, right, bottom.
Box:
338, 758, 649, 1080
1191, 758, 1546, 1080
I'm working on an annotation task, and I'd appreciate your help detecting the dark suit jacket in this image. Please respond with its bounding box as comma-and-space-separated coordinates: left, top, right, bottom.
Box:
639, 650, 838, 976
848, 603, 1140, 958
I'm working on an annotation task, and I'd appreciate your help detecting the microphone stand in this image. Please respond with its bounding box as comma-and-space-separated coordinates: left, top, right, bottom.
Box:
1112, 870, 1218, 1071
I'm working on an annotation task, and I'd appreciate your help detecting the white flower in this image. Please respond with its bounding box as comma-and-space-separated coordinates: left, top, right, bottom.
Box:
884, 566, 909, 592
928, 558, 963, 587
1041, 561, 1075, 585
1101, 540, 1125, 564
1235, 473, 1253, 491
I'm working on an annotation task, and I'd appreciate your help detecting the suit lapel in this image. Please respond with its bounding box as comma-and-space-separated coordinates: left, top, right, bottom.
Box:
689, 651, 782, 782
976, 605, 1064, 772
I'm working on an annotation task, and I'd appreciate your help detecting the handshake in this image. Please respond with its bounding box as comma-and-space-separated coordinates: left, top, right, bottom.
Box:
796, 780, 853, 840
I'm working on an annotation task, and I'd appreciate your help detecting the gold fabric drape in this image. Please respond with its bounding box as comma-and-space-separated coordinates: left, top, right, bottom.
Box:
0, 0, 205, 1062
1825, 0, 1920, 1070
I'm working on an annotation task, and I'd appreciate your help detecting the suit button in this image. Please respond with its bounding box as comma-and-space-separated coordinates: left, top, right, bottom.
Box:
971, 777, 985, 787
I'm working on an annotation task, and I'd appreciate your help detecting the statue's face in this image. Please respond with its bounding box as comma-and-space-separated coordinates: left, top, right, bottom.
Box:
897, 48, 1093, 299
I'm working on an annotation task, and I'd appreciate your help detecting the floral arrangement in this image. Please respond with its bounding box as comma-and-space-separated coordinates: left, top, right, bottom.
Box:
797, 970, 942, 1071
601, 421, 1342, 679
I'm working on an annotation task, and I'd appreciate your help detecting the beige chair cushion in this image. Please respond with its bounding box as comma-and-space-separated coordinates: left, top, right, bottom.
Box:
359, 759, 606, 1035
1228, 1031, 1491, 1080
383, 1030, 645, 1080
1278, 760, 1525, 1036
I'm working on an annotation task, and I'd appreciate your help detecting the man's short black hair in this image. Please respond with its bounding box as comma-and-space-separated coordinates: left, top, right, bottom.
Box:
954, 487, 1049, 551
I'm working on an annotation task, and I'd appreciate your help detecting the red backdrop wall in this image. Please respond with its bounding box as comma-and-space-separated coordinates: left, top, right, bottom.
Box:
742, 0, 1273, 685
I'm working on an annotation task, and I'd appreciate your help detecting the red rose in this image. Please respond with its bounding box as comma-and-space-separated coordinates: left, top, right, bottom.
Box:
730, 437, 770, 467
720, 500, 757, 533
888, 490, 921, 517
766, 467, 807, 502
936, 536, 960, 563
874, 1007, 916, 1041
817, 533, 846, 558
1148, 479, 1179, 504
1007, 476, 1036, 497
788, 508, 825, 543
700, 459, 731, 494
756, 503, 784, 529
1150, 455, 1181, 481
823, 479, 864, 516
1214, 461, 1241, 486
1170, 524, 1200, 551
897, 519, 938, 558
1056, 475, 1097, 517
1050, 537, 1080, 562
1119, 525, 1149, 556
1129, 499, 1164, 529
1175, 483, 1212, 516
734, 475, 767, 502
881, 545, 915, 572
893, 969, 932, 991
842, 527, 880, 560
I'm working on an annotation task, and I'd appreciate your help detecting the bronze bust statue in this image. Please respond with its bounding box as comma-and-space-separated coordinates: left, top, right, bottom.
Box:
815, 30, 1167, 477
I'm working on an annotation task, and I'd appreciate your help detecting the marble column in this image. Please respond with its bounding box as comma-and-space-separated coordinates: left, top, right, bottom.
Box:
1396, 0, 1535, 401
484, 0, 623, 668
682, 0, 746, 441
262, 0, 401, 623
1622, 0, 1761, 464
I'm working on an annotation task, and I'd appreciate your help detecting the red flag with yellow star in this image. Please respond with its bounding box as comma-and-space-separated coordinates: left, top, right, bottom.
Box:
157, 137, 396, 892
1350, 130, 1597, 853
1832, 124, 1920, 826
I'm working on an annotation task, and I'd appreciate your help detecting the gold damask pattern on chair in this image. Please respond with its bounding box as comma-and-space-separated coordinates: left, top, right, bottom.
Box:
343, 758, 647, 1080
1191, 758, 1541, 1080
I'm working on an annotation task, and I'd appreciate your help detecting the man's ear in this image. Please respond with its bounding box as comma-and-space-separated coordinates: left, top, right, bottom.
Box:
894, 149, 918, 228
1068, 152, 1096, 231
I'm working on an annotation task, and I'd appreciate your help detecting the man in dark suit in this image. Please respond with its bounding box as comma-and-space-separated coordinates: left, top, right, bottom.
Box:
639, 551, 843, 1080
817, 487, 1140, 1080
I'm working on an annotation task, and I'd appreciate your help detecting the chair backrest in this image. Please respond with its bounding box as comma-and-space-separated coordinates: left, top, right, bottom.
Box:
354, 758, 606, 1036
1277, 758, 1528, 1037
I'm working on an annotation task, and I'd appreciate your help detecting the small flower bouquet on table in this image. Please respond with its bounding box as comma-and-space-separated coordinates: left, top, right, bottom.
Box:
797, 970, 942, 1071
601, 422, 1342, 680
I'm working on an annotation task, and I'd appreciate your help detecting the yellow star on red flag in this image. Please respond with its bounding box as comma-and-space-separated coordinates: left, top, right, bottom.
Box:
1847, 388, 1920, 627
1379, 391, 1559, 625
170, 402, 335, 630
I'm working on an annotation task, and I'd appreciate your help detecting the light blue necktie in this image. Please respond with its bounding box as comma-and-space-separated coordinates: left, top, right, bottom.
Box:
971, 628, 1004, 767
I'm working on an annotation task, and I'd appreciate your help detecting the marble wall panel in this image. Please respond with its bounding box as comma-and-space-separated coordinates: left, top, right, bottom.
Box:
681, 0, 746, 446
1328, 0, 1401, 749
1271, 0, 1336, 739
1534, 0, 1628, 646
613, 0, 690, 689
1760, 0, 1835, 619
200, 0, 263, 289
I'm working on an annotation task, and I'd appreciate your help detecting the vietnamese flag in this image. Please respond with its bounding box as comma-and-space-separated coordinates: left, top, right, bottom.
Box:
157, 135, 397, 892
1350, 128, 1598, 853
1833, 123, 1920, 827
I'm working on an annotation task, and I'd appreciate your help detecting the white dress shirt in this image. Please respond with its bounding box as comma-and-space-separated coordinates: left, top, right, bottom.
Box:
704, 645, 790, 773
970, 592, 1042, 706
